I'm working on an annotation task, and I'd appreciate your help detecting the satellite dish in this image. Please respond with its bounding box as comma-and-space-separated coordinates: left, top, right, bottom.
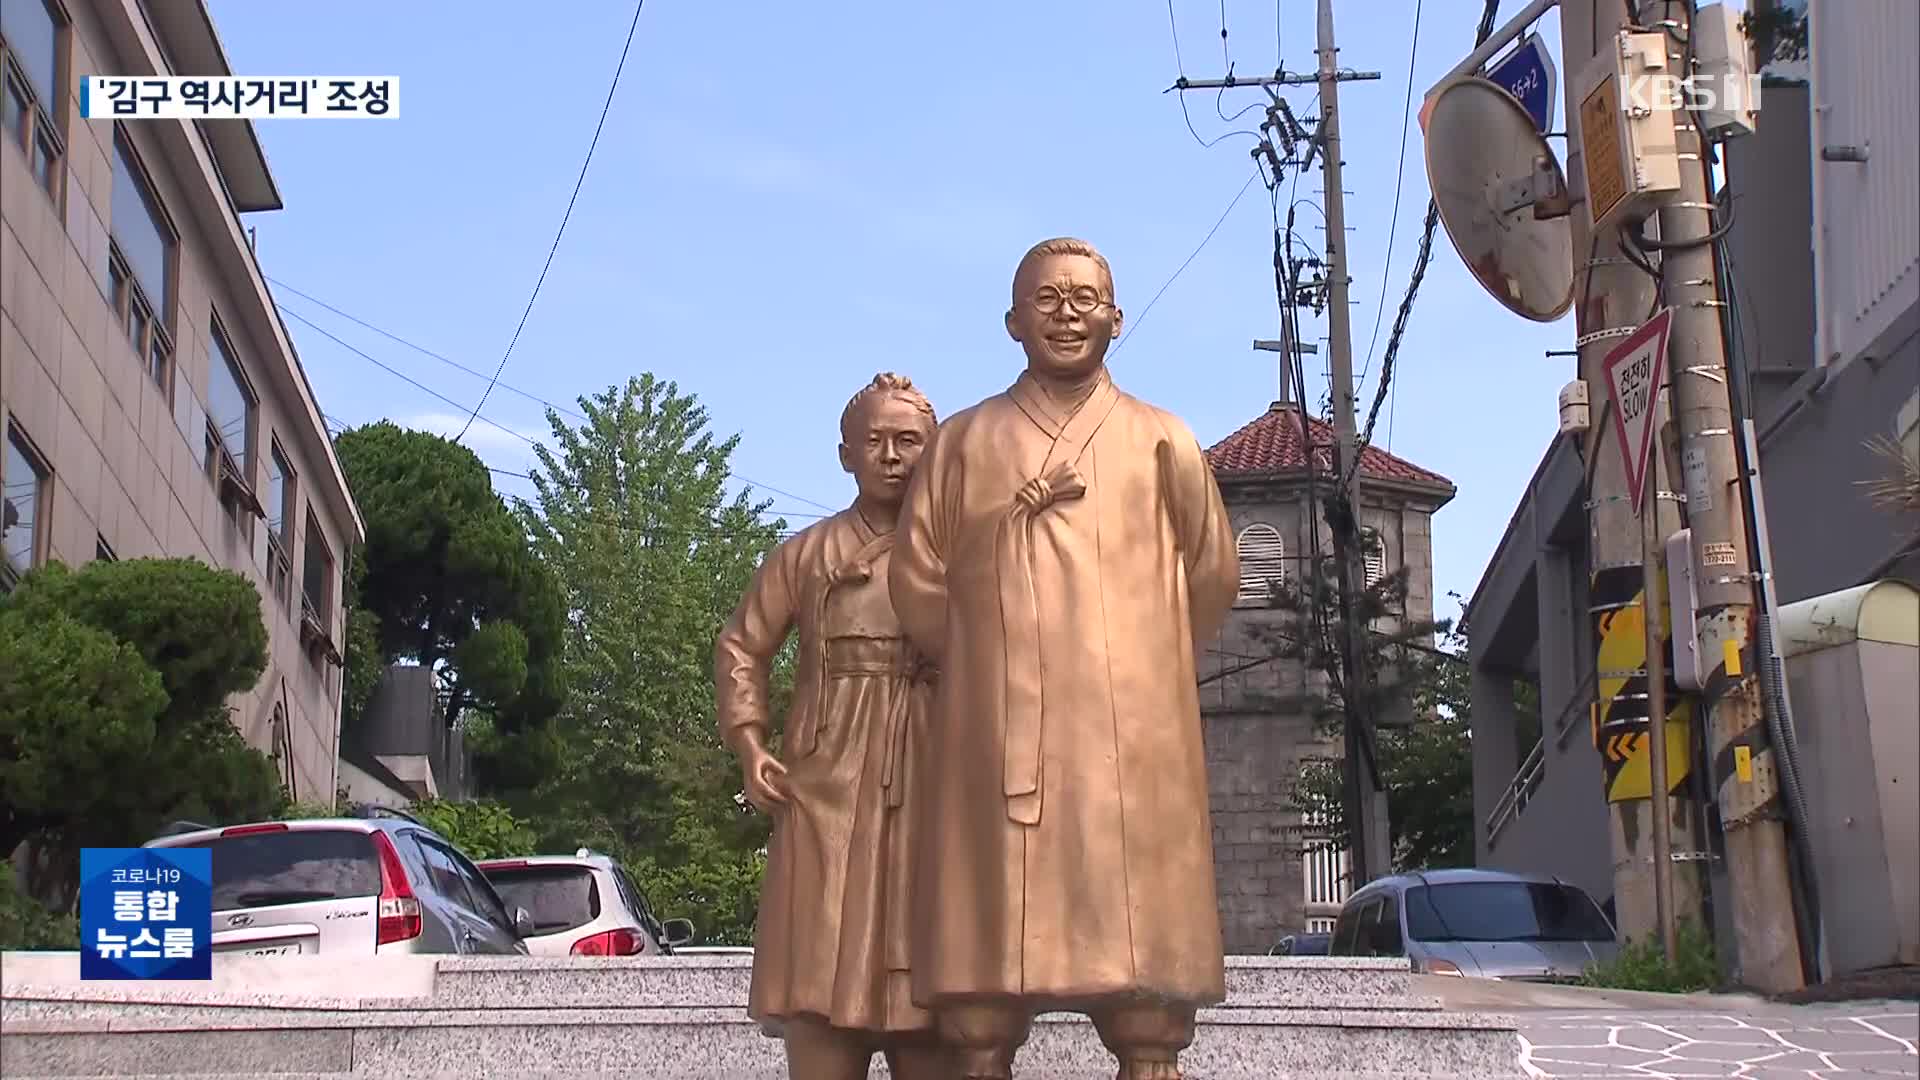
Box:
1424, 76, 1575, 323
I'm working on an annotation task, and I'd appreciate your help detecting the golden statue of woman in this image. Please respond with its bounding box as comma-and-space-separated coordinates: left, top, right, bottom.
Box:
891, 238, 1240, 1080
712, 373, 946, 1079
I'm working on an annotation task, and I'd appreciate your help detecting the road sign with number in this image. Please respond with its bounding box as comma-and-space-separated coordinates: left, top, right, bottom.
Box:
1603, 308, 1674, 515
1487, 32, 1558, 133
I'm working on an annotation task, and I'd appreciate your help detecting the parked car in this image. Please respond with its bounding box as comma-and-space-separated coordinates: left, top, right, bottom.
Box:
477, 850, 694, 957
1270, 931, 1332, 956
144, 807, 534, 957
1326, 868, 1618, 981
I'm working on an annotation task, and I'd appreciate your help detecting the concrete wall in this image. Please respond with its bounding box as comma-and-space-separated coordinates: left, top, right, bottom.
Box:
0, 0, 357, 800
1755, 331, 1920, 604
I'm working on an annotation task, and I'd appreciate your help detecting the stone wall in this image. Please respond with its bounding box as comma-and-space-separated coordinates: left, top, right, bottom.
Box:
1202, 709, 1322, 954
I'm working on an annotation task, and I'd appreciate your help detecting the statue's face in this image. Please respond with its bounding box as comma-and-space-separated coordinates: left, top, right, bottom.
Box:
839, 394, 932, 507
1006, 253, 1123, 381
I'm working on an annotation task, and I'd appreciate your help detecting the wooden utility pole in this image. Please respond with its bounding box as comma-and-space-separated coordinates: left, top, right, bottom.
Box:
1556, 0, 1708, 948
1313, 0, 1390, 889
1651, 0, 1804, 993
1176, 0, 1385, 891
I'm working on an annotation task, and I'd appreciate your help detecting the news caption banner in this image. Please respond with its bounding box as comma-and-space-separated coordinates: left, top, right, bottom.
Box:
79, 76, 399, 119
78, 847, 212, 981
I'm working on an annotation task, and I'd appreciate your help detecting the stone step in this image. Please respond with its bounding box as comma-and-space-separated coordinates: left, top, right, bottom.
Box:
421, 955, 1420, 1009
5, 1074, 1523, 1080
1, 1007, 1526, 1078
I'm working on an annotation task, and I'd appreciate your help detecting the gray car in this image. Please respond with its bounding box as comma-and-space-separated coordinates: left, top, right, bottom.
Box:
144, 808, 534, 957
1328, 868, 1619, 981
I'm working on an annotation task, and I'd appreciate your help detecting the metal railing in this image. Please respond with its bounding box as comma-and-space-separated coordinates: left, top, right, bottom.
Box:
1485, 737, 1546, 844
1485, 670, 1600, 845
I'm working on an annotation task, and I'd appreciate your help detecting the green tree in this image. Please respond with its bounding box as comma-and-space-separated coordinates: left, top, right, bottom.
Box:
333, 422, 566, 734
408, 797, 538, 861
0, 558, 287, 899
513, 375, 789, 944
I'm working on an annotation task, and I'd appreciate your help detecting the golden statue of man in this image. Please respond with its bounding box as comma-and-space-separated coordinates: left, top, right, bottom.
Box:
713, 373, 946, 1079
890, 238, 1240, 1080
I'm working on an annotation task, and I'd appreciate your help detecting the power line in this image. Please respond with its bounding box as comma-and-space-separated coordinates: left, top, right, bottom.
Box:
453, 0, 645, 445
274, 287, 841, 514
1112, 167, 1261, 358
270, 277, 577, 423
1166, 0, 1264, 148
1347, 0, 1501, 487
281, 306, 541, 450
1357, 0, 1423, 385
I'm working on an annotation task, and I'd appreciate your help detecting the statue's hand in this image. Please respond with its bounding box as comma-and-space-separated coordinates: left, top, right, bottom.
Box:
741, 745, 790, 814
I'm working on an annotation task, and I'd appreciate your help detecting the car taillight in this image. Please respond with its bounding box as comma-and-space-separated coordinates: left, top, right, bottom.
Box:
571, 928, 646, 956
477, 860, 528, 872
371, 832, 422, 945
221, 823, 289, 837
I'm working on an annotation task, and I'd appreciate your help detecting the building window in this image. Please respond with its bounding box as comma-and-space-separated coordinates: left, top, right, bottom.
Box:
108, 130, 175, 390
206, 318, 264, 533
265, 441, 295, 607
299, 512, 341, 666
0, 0, 65, 197
2, 421, 52, 587
1235, 522, 1287, 606
1361, 527, 1387, 589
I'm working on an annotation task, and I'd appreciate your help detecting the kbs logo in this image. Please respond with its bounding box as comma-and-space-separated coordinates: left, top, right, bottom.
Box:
1623, 72, 1762, 116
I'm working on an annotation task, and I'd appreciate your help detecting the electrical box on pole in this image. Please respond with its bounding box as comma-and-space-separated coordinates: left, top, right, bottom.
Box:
1573, 31, 1683, 235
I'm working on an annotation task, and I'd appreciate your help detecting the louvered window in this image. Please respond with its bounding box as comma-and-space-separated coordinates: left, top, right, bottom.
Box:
1235, 523, 1286, 605
1362, 527, 1387, 588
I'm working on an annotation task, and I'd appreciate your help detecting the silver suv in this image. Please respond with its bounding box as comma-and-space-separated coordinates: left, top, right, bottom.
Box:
145, 809, 534, 957
478, 850, 693, 957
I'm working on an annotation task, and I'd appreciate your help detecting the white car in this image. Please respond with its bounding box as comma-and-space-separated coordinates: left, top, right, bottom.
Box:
477, 850, 693, 957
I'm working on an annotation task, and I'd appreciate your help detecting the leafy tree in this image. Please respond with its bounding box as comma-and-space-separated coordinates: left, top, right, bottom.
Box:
0, 558, 287, 900
408, 798, 538, 861
333, 422, 566, 733
0, 863, 78, 950
1741, 6, 1808, 67
512, 375, 789, 944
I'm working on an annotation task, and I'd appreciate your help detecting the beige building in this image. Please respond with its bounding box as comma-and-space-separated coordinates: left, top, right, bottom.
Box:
1198, 400, 1456, 954
0, 0, 364, 802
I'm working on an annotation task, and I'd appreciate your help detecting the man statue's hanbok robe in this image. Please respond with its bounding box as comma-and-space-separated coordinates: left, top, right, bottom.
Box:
715, 508, 934, 1034
888, 368, 1239, 1007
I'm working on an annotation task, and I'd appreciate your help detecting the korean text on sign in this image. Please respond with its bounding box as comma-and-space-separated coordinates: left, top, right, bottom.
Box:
80, 847, 213, 981
79, 76, 400, 119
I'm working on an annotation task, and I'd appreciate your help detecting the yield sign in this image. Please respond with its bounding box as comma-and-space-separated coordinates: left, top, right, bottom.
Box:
1602, 308, 1674, 515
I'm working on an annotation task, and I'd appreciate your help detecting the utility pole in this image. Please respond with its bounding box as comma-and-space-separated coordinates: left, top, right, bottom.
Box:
1555, 0, 1708, 949
1652, 0, 1804, 993
1175, 0, 1385, 889
1312, 0, 1390, 889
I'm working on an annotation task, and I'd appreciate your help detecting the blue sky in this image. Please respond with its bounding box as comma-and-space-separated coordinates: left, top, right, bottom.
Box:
205, 0, 1584, 613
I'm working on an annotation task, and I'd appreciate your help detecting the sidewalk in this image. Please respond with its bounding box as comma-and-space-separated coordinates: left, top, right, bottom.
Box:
1411, 973, 1920, 1078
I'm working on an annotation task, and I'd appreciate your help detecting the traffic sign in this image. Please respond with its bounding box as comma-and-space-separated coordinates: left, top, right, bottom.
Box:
1487, 32, 1558, 133
1603, 308, 1674, 515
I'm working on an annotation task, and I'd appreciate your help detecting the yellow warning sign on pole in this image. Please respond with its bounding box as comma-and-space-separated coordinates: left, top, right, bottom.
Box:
1591, 566, 1692, 803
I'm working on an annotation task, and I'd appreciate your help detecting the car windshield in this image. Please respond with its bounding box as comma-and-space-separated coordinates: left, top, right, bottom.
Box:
1404, 881, 1614, 943
484, 866, 601, 934
176, 829, 382, 911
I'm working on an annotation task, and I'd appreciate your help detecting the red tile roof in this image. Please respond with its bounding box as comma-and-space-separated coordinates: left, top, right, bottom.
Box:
1205, 402, 1454, 489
